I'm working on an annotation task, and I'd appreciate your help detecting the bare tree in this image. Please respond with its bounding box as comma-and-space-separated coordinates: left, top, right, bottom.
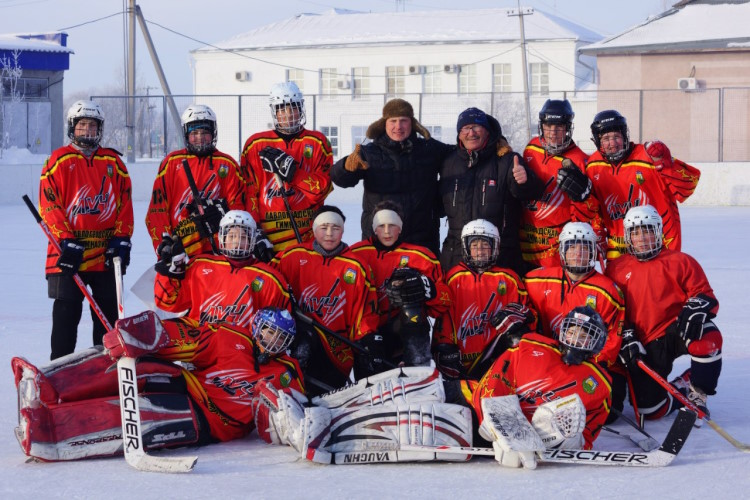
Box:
0, 49, 24, 158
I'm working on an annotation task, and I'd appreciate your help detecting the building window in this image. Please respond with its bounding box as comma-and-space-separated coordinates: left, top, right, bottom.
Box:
424, 65, 442, 95
320, 68, 337, 97
352, 67, 369, 99
458, 64, 477, 94
386, 66, 404, 97
320, 126, 338, 157
492, 64, 511, 93
351, 125, 368, 146
286, 69, 304, 92
530, 62, 549, 95
1, 77, 48, 99
423, 125, 442, 141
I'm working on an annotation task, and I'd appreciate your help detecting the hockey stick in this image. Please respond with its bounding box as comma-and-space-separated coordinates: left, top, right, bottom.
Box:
610, 407, 659, 448
113, 257, 198, 473
400, 408, 696, 467
601, 426, 659, 452
23, 194, 112, 331
181, 158, 220, 254
636, 359, 750, 453
274, 172, 303, 244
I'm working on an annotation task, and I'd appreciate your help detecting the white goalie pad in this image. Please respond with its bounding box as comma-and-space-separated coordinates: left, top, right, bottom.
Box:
301, 403, 472, 464
312, 366, 445, 410
479, 396, 545, 469
531, 394, 586, 450
254, 384, 308, 452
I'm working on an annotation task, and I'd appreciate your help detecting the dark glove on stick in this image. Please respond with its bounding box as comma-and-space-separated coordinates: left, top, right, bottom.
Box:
618, 328, 645, 369
105, 236, 132, 271
188, 197, 228, 240
676, 294, 718, 342
259, 146, 297, 183
154, 233, 188, 279
56, 238, 85, 275
252, 229, 275, 263
557, 159, 592, 202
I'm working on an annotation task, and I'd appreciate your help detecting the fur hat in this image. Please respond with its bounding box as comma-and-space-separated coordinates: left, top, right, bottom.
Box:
366, 98, 431, 140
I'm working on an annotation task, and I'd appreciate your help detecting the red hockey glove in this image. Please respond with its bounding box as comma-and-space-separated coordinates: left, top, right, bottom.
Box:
645, 141, 673, 171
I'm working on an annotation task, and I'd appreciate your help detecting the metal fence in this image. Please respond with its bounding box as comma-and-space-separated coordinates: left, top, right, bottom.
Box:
87, 88, 750, 163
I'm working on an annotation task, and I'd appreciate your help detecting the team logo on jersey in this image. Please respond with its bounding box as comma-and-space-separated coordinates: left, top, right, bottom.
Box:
635, 171, 644, 185
218, 164, 229, 178
586, 295, 596, 309
304, 145, 313, 158
398, 256, 410, 267
107, 164, 113, 177
279, 371, 292, 388
343, 268, 357, 284
582, 376, 598, 394
497, 280, 507, 295
251, 277, 265, 292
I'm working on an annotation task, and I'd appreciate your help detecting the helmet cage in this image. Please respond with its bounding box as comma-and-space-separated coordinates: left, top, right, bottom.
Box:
624, 208, 663, 261
538, 100, 575, 155
218, 211, 257, 260
558, 308, 606, 365
558, 222, 597, 275
181, 105, 217, 156
591, 111, 630, 163
270, 82, 306, 134
251, 308, 296, 357
67, 100, 104, 149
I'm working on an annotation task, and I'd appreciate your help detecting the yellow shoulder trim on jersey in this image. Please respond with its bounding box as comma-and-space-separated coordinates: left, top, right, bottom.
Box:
524, 275, 564, 286
621, 160, 655, 169
399, 247, 441, 265
525, 143, 546, 155
40, 152, 83, 179
446, 268, 474, 285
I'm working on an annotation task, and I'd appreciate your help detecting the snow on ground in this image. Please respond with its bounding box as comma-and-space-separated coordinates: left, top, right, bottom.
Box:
1, 194, 749, 499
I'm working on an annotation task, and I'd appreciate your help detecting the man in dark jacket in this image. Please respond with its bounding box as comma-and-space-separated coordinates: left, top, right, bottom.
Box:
439, 107, 543, 276
331, 99, 453, 256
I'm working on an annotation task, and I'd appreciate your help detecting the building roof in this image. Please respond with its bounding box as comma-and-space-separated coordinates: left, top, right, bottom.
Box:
195, 8, 601, 53
0, 33, 73, 53
580, 0, 750, 55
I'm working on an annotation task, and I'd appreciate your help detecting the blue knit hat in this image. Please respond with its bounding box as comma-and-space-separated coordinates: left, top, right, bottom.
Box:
457, 107, 489, 133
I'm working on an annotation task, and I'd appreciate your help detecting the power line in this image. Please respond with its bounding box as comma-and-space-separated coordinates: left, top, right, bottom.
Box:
58, 11, 123, 32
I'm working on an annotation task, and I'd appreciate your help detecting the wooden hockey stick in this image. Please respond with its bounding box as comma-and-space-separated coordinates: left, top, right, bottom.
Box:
113, 257, 198, 472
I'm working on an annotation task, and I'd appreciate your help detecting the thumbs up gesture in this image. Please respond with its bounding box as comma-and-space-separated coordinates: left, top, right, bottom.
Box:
512, 155, 527, 184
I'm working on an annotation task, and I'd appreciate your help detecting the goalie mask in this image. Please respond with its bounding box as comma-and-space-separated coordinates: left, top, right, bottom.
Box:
269, 81, 306, 134
558, 306, 607, 366
181, 104, 217, 156
461, 219, 500, 273
538, 99, 574, 155
624, 205, 663, 261
252, 308, 296, 364
218, 210, 257, 260
67, 100, 104, 149
559, 222, 597, 275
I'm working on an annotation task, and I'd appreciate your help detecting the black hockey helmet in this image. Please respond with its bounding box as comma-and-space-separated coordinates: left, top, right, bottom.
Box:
590, 110, 630, 163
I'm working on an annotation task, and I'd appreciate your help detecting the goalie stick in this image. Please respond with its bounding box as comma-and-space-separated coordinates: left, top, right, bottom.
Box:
400, 407, 696, 467
636, 359, 750, 453
113, 257, 197, 473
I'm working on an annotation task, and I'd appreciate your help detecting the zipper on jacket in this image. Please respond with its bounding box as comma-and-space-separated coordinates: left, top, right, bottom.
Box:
481, 179, 486, 207
452, 179, 458, 207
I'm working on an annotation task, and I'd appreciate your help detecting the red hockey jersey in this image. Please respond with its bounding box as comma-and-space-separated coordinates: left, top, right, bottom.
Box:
524, 266, 624, 368
242, 130, 333, 251
472, 333, 612, 449
39, 145, 134, 274
146, 149, 245, 257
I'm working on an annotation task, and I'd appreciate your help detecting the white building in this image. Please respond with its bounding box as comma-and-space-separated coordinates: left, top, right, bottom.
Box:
190, 8, 601, 158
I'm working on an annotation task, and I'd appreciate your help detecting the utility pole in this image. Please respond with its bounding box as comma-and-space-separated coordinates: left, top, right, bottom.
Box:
126, 0, 136, 162
508, 2, 534, 143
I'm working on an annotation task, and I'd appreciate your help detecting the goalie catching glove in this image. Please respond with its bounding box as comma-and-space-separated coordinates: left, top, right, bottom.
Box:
557, 159, 592, 202
384, 267, 436, 308
259, 146, 297, 183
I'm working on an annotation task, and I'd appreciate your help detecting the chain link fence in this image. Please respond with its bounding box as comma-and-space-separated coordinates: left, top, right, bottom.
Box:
87, 88, 750, 163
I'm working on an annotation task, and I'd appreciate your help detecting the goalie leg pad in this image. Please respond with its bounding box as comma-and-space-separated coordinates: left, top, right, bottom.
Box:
312, 366, 444, 409
479, 395, 545, 469
253, 380, 307, 450
302, 403, 473, 464
530, 394, 586, 450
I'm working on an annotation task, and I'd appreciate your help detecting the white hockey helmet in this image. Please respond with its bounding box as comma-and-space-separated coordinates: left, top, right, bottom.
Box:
269, 81, 306, 134
181, 104, 217, 156
559, 222, 597, 275
558, 306, 607, 365
623, 205, 663, 261
461, 219, 500, 272
67, 100, 104, 149
218, 210, 257, 260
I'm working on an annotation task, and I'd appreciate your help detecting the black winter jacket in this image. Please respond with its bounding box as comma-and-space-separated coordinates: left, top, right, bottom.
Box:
439, 115, 543, 275
331, 133, 453, 255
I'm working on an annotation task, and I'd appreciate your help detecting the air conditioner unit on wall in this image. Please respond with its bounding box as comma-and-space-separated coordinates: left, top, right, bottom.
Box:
235, 71, 251, 82
408, 65, 426, 75
677, 77, 698, 91
337, 80, 351, 90
444, 64, 459, 74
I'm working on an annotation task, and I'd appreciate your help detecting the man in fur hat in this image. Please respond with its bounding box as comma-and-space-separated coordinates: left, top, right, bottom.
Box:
331, 99, 453, 256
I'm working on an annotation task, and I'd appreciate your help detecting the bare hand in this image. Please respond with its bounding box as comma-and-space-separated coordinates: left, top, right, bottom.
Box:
512, 156, 527, 184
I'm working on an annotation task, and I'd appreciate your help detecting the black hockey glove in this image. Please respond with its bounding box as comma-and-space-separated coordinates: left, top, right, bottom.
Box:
557, 159, 592, 202
433, 343, 465, 380
56, 238, 85, 275
676, 294, 718, 342
252, 229, 275, 263
259, 146, 297, 183
154, 233, 187, 279
187, 197, 228, 241
490, 302, 533, 340
618, 328, 645, 369
105, 236, 132, 271
384, 267, 436, 308
353, 333, 386, 379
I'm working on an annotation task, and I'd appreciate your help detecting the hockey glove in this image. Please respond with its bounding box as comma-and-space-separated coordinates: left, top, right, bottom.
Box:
556, 159, 592, 202
490, 302, 533, 341
188, 197, 228, 240
56, 238, 85, 275
433, 343, 465, 380
259, 146, 297, 183
677, 294, 718, 342
618, 328, 645, 369
252, 229, 275, 263
384, 267, 437, 308
103, 310, 169, 360
645, 140, 673, 171
353, 333, 386, 379
344, 144, 369, 172
154, 233, 188, 279
105, 236, 132, 271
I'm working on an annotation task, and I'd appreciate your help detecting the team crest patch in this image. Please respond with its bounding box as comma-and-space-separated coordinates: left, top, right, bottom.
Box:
343, 268, 357, 284
398, 256, 410, 267
635, 171, 644, 185
582, 376, 598, 394
251, 277, 265, 292
280, 371, 292, 388
107, 164, 113, 177
218, 164, 229, 178
497, 280, 507, 295
586, 295, 596, 309
304, 145, 313, 158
